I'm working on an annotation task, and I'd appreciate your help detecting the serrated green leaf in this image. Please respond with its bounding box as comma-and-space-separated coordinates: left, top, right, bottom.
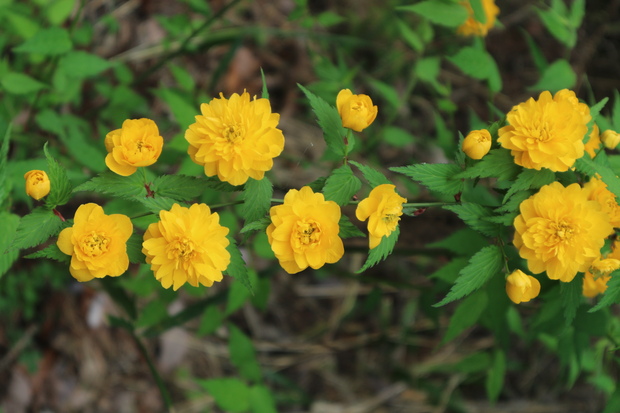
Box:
200, 378, 250, 413
241, 217, 271, 234
560, 274, 583, 326
349, 160, 392, 187
298, 84, 347, 157
126, 233, 145, 264
503, 168, 555, 203
136, 196, 177, 215
242, 177, 273, 224
590, 270, 620, 312
575, 156, 620, 201
13, 27, 72, 55
43, 143, 72, 208
152, 174, 207, 201
1, 73, 47, 94
444, 203, 500, 237
435, 245, 504, 306
398, 1, 468, 28
58, 51, 111, 78
307, 176, 327, 192
443, 290, 488, 343
249, 385, 278, 413
25, 242, 70, 263
486, 349, 506, 402
357, 227, 399, 273
497, 190, 532, 214
229, 324, 262, 382
73, 171, 145, 198
0, 213, 20, 277
338, 215, 364, 239
455, 148, 520, 181
589, 97, 609, 126
323, 164, 361, 206
391, 163, 463, 195
11, 207, 64, 251
226, 237, 253, 294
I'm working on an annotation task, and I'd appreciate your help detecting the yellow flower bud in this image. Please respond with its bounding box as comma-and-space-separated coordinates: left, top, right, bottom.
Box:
462, 129, 492, 160
506, 270, 540, 304
24, 170, 50, 200
336, 89, 378, 132
601, 129, 620, 150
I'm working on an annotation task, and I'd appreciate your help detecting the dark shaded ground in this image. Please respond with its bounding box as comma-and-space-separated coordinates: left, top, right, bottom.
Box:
2, 0, 620, 412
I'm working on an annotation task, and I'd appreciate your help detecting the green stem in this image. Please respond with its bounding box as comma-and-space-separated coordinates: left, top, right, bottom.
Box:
209, 199, 244, 209
403, 202, 456, 208
132, 331, 174, 411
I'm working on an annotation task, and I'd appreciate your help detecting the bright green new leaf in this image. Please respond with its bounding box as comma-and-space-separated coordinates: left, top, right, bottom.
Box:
398, 1, 469, 28
569, 0, 585, 28
242, 177, 273, 224
58, 51, 112, 78
448, 46, 493, 81
249, 385, 278, 413
298, 84, 347, 157
349, 160, 392, 187
536, 7, 575, 48
12, 27, 72, 55
391, 163, 463, 196
338, 215, 365, 239
0, 213, 20, 277
200, 378, 250, 413
470, 0, 486, 23
443, 203, 500, 237
11, 207, 64, 251
43, 143, 72, 208
323, 164, 361, 206
357, 227, 399, 273
229, 324, 262, 383
560, 274, 583, 326
529, 59, 576, 93
226, 236, 254, 294
443, 290, 488, 343
46, 0, 77, 26
1, 73, 47, 95
435, 245, 504, 306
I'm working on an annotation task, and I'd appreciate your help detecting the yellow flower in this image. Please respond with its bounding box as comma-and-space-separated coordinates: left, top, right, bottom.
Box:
583, 271, 611, 298
583, 242, 620, 297
336, 89, 378, 132
57, 203, 133, 282
514, 182, 613, 282
24, 170, 50, 200
105, 118, 164, 176
185, 91, 285, 186
584, 176, 620, 227
356, 184, 407, 249
142, 203, 230, 290
267, 186, 344, 274
462, 129, 492, 160
505, 270, 541, 304
602, 129, 620, 149
584, 123, 601, 158
457, 0, 499, 37
498, 90, 590, 171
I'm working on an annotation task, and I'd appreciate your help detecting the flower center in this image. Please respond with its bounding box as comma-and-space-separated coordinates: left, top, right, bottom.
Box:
80, 231, 110, 257
552, 221, 574, 241
223, 124, 244, 144
169, 237, 196, 262
294, 220, 321, 249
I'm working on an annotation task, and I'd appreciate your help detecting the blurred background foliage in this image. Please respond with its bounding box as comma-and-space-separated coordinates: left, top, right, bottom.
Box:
2, 0, 620, 412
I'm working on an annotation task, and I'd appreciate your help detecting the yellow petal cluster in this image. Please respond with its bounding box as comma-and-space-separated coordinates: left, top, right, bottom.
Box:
513, 182, 613, 282
336, 89, 378, 132
505, 270, 540, 304
142, 203, 230, 291
24, 170, 50, 200
462, 129, 492, 160
498, 89, 590, 171
185, 91, 285, 186
57, 203, 133, 282
583, 241, 620, 297
356, 184, 407, 249
457, 0, 499, 37
105, 118, 164, 176
583, 176, 620, 227
584, 124, 601, 159
267, 186, 344, 274
602, 129, 620, 149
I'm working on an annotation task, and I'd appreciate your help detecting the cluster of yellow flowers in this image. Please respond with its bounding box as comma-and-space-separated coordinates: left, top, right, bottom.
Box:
26, 88, 408, 289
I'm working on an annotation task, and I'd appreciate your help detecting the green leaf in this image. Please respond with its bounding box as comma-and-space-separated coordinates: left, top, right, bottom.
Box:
339, 215, 365, 239
229, 324, 262, 382
307, 176, 327, 192
46, 0, 77, 26
241, 217, 271, 234
226, 274, 251, 315
153, 88, 197, 129
25, 242, 70, 263
13, 27, 72, 55
536, 7, 575, 48
43, 143, 72, 208
242, 177, 273, 224
391, 163, 463, 196
428, 227, 489, 256
444, 203, 500, 237
226, 237, 253, 294
398, 1, 468, 28
575, 156, 620, 201
590, 270, 620, 312
323, 164, 361, 206
200, 378, 250, 413
357, 227, 399, 273
73, 171, 146, 199
470, 0, 486, 23
443, 290, 488, 344
435, 245, 504, 306
298, 84, 347, 157
486, 349, 506, 402
569, 0, 585, 28
260, 67, 269, 99
1, 73, 47, 94
448, 46, 494, 81
349, 160, 392, 187
198, 305, 225, 336
529, 59, 576, 93
0, 122, 11, 207
455, 148, 520, 181
136, 196, 177, 215
249, 385, 278, 413
152, 174, 208, 201
560, 274, 583, 326
58, 51, 112, 78
126, 233, 145, 264
0, 213, 20, 277
503, 168, 555, 203
11, 207, 64, 251
57, 115, 106, 172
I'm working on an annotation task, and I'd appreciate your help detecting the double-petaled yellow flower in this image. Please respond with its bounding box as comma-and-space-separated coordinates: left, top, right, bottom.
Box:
514, 182, 613, 282
185, 91, 285, 186
505, 270, 540, 304
583, 240, 620, 298
457, 0, 499, 37
105, 118, 164, 176
498, 89, 590, 171
142, 203, 230, 290
24, 170, 50, 200
336, 89, 378, 132
462, 129, 492, 160
356, 184, 407, 249
57, 203, 133, 282
267, 186, 344, 274
584, 176, 620, 227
